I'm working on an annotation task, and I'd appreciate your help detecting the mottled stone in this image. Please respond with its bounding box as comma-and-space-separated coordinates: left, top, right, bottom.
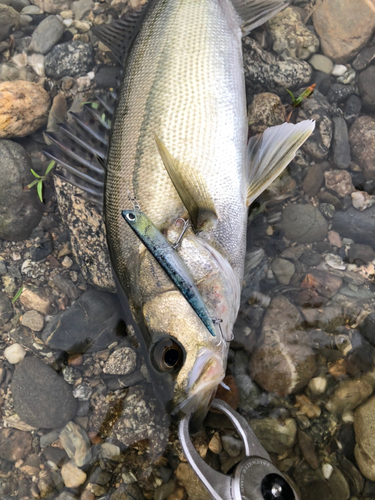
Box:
352, 46, 375, 71
61, 461, 86, 488
21, 309, 44, 331
349, 116, 375, 180
0, 291, 13, 326
249, 417, 297, 454
248, 92, 286, 135
175, 463, 210, 500
266, 7, 319, 59
354, 396, 375, 480
280, 204, 328, 244
344, 95, 362, 125
358, 66, 375, 113
326, 379, 373, 414
59, 421, 92, 467
45, 41, 95, 79
0, 428, 32, 461
249, 296, 317, 396
324, 170, 355, 198
0, 81, 50, 138
313, 0, 375, 63
28, 15, 64, 54
103, 347, 137, 375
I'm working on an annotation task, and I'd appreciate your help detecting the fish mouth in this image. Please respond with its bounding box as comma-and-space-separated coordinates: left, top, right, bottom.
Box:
171, 349, 226, 432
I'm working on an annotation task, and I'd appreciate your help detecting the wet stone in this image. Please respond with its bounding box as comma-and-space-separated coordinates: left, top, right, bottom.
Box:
299, 250, 321, 267
175, 463, 210, 500
280, 204, 328, 244
61, 461, 87, 488
319, 203, 335, 219
249, 417, 297, 454
332, 117, 351, 169
309, 54, 334, 74
344, 95, 362, 125
42, 290, 124, 353
0, 291, 13, 326
347, 243, 375, 265
248, 92, 286, 135
103, 347, 137, 375
326, 379, 373, 415
249, 295, 317, 396
11, 356, 77, 428
21, 309, 44, 331
359, 66, 375, 113
352, 46, 375, 71
324, 170, 355, 198
302, 163, 326, 196
28, 15, 64, 54
235, 374, 261, 412
310, 70, 332, 96
271, 258, 295, 285
4, 343, 26, 364
52, 274, 79, 300
354, 395, 375, 480
59, 421, 92, 467
94, 66, 121, 89
326, 84, 357, 106
44, 41, 95, 79
0, 5, 19, 42
332, 205, 375, 248
349, 116, 375, 181
0, 429, 32, 462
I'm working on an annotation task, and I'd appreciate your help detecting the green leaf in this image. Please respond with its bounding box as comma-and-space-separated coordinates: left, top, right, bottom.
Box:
286, 89, 297, 106
37, 181, 43, 202
45, 160, 56, 176
101, 113, 106, 122
30, 169, 42, 179
91, 102, 99, 109
27, 179, 39, 189
12, 285, 23, 304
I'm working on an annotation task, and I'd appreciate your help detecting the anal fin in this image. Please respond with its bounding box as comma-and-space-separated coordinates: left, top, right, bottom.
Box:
246, 120, 315, 206
231, 0, 288, 35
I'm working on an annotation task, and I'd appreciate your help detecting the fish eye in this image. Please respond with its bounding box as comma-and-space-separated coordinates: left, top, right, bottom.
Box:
151, 338, 184, 372
126, 212, 136, 221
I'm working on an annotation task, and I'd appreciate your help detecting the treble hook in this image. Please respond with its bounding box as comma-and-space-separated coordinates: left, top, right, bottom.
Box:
172, 218, 193, 250
212, 318, 234, 346
127, 192, 140, 211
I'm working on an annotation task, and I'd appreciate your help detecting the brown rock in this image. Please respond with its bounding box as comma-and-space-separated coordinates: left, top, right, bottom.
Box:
20, 287, 53, 315
354, 395, 375, 480
324, 170, 355, 198
0, 428, 32, 461
301, 269, 342, 299
349, 116, 375, 180
176, 463, 210, 500
249, 295, 317, 396
295, 394, 321, 419
302, 163, 325, 196
214, 375, 239, 410
0, 81, 50, 138
298, 429, 319, 470
313, 0, 375, 63
248, 93, 286, 135
326, 379, 373, 415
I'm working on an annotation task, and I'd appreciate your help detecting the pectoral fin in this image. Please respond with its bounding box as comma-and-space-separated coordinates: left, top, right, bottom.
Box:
231, 0, 288, 35
246, 120, 315, 206
154, 135, 217, 228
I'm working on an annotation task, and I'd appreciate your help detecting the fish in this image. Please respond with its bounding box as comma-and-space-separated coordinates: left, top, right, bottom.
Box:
45, 0, 315, 429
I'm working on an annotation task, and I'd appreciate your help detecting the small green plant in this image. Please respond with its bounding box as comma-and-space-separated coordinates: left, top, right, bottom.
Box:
12, 285, 23, 304
27, 160, 56, 202
81, 101, 99, 109
286, 84, 316, 108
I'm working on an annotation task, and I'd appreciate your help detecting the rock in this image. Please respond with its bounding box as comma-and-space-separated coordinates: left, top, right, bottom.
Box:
352, 46, 375, 71
20, 286, 52, 315
71, 0, 93, 19
28, 53, 45, 77
313, 0, 375, 63
175, 463, 210, 500
0, 81, 50, 138
59, 421, 92, 467
324, 170, 355, 198
28, 15, 64, 54
332, 117, 351, 169
235, 373, 260, 412
243, 37, 312, 95
351, 190, 375, 211
347, 243, 375, 264
280, 204, 328, 244
354, 396, 375, 480
265, 7, 319, 59
301, 269, 342, 299
248, 92, 286, 135
61, 461, 87, 488
310, 70, 332, 96
102, 347, 137, 375
249, 417, 297, 454
328, 230, 341, 247
46, 93, 67, 133
349, 116, 375, 180
45, 41, 95, 79
42, 290, 124, 353
54, 176, 115, 291
298, 429, 319, 469
299, 250, 321, 267
297, 91, 332, 160
221, 435, 243, 457
0, 140, 42, 241
94, 66, 121, 89
214, 374, 239, 410
30, 0, 71, 14
52, 274, 79, 300
21, 309, 44, 331
326, 83, 357, 105
309, 54, 334, 74
0, 291, 13, 326
326, 379, 373, 414
358, 65, 375, 112
332, 205, 375, 248
271, 257, 295, 285
11, 356, 77, 428
0, 5, 19, 42
100, 443, 120, 460
249, 296, 317, 396
208, 432, 222, 454
308, 375, 328, 395
4, 343, 26, 364
0, 428, 32, 461
302, 163, 326, 196
344, 95, 362, 125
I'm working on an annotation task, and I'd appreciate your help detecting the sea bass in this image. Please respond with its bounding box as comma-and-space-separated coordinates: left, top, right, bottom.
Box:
48, 0, 314, 428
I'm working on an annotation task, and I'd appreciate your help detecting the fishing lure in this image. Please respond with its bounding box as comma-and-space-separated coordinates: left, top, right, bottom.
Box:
122, 209, 219, 337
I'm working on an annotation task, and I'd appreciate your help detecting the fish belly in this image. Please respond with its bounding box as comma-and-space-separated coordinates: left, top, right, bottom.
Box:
105, 0, 248, 297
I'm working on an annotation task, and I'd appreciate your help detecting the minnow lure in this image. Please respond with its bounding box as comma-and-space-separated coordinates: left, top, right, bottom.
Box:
122, 209, 218, 337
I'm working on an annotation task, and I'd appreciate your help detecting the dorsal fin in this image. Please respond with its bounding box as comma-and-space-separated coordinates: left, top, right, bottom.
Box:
93, 3, 152, 64
231, 0, 288, 35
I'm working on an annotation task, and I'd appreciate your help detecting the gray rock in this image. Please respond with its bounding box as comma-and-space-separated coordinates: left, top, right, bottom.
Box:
0, 428, 32, 461
243, 37, 312, 95
0, 5, 19, 41
309, 54, 333, 74
349, 115, 375, 181
248, 92, 286, 135
280, 204, 329, 244
104, 370, 145, 391
302, 163, 327, 196
358, 65, 375, 112
28, 15, 64, 54
52, 274, 79, 300
265, 7, 319, 60
221, 435, 244, 457
94, 66, 121, 89
42, 290, 124, 353
0, 140, 42, 241
110, 483, 146, 500
45, 41, 95, 79
326, 84, 357, 105
332, 205, 375, 248
297, 91, 333, 160
347, 243, 375, 265
21, 309, 44, 331
11, 357, 77, 428
332, 117, 351, 169
71, 0, 93, 19
271, 257, 295, 285
354, 395, 375, 480
249, 295, 317, 396
0, 291, 13, 326
326, 379, 372, 415
249, 417, 297, 454
235, 373, 261, 412
344, 95, 362, 125
299, 250, 321, 267
59, 421, 92, 467
103, 347, 137, 375
319, 203, 335, 219
352, 46, 375, 71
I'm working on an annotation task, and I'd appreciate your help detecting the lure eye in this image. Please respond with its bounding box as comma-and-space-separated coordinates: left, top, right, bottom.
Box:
126, 212, 136, 222
152, 338, 184, 372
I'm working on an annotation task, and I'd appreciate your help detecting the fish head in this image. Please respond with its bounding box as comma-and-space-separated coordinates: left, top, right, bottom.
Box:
139, 229, 240, 430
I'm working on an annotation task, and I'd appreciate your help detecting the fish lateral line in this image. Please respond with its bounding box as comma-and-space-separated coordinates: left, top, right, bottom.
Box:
121, 209, 221, 338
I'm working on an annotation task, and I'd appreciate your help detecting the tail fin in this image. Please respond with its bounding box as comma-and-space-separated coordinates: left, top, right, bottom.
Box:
231, 0, 288, 35
246, 120, 315, 206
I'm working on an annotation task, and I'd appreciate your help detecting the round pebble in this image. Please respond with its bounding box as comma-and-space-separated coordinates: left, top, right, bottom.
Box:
4, 344, 26, 364
21, 310, 44, 331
